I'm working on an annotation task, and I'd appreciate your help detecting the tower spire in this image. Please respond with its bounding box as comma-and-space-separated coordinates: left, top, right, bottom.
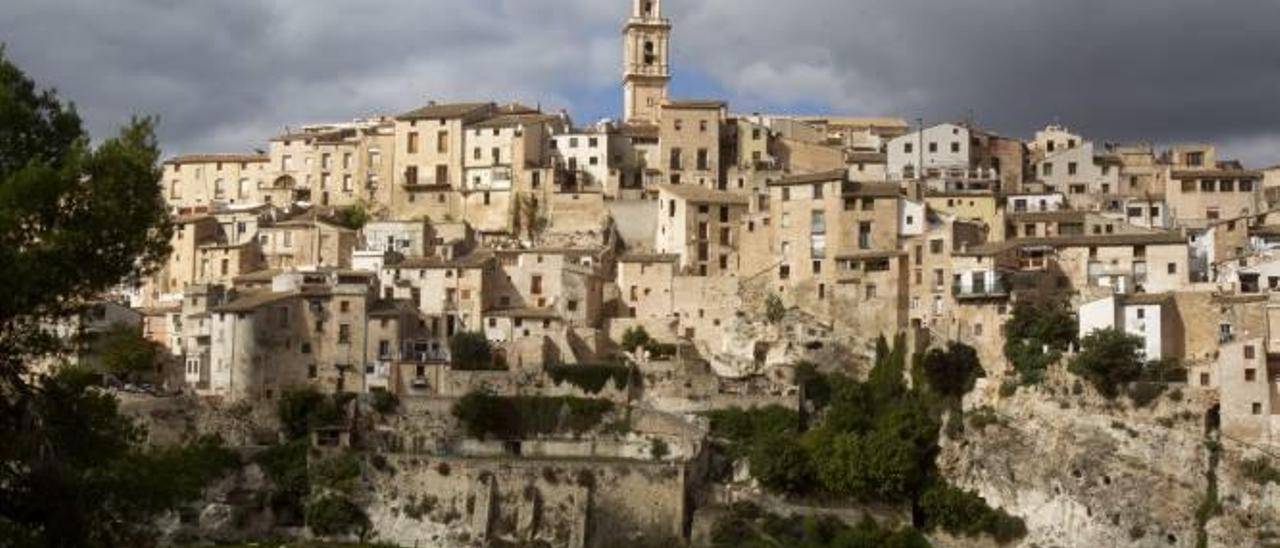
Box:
622, 0, 671, 124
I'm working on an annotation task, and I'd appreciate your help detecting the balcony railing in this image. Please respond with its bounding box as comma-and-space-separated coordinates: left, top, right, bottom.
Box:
952, 273, 1011, 299
403, 175, 439, 188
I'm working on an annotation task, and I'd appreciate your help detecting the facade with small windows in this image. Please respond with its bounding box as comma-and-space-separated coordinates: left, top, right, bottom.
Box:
1165, 168, 1262, 229
552, 128, 618, 194
1034, 142, 1122, 210
622, 0, 671, 124
654, 184, 749, 277
162, 154, 270, 211
204, 270, 376, 401
379, 253, 495, 337
488, 248, 606, 329
392, 102, 496, 219
887, 123, 973, 180
258, 216, 356, 270
658, 100, 726, 188
617, 254, 678, 320
1078, 293, 1181, 361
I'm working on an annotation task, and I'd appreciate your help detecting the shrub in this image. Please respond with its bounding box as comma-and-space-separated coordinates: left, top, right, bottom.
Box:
1003, 299, 1076, 384
918, 483, 1027, 544
794, 361, 833, 411
644, 341, 678, 360
370, 389, 399, 415
650, 438, 671, 461
1242, 457, 1280, 485
546, 363, 633, 393
765, 293, 786, 323
706, 405, 800, 459
306, 494, 370, 539
621, 326, 652, 353
335, 203, 371, 230
277, 386, 345, 440
449, 332, 500, 371
310, 452, 362, 493
451, 392, 614, 439
1128, 382, 1167, 408
1070, 328, 1145, 399
921, 342, 984, 398
749, 432, 814, 493
254, 440, 310, 518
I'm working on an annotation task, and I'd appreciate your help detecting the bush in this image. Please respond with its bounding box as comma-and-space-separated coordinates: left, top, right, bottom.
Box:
1242, 457, 1280, 485
546, 363, 633, 393
1003, 299, 1077, 384
1070, 328, 1145, 399
921, 342, 984, 398
449, 332, 499, 371
650, 438, 670, 461
621, 326, 652, 353
710, 503, 929, 548
310, 452, 363, 493
918, 483, 1027, 544
706, 405, 800, 459
335, 203, 371, 230
277, 386, 345, 440
749, 432, 814, 493
306, 494, 370, 539
765, 293, 786, 323
95, 322, 164, 380
795, 361, 833, 411
451, 392, 614, 439
254, 440, 310, 518
1128, 382, 1167, 408
369, 390, 399, 415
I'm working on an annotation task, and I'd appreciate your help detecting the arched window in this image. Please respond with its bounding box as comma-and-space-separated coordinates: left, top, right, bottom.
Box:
644, 41, 656, 65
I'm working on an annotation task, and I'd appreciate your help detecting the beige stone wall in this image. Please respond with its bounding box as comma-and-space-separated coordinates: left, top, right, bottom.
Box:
162, 158, 270, 210
259, 222, 355, 269
1165, 172, 1261, 228
775, 138, 844, 174
658, 105, 722, 188
618, 259, 676, 319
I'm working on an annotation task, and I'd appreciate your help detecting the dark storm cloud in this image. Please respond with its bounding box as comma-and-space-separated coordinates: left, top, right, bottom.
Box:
3, 0, 1278, 165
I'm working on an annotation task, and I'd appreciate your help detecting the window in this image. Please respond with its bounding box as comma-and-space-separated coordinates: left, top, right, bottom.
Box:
567, 300, 579, 312
301, 342, 312, 355
1201, 180, 1215, 192
1241, 180, 1255, 192
436, 130, 448, 153
407, 132, 419, 153
950, 142, 960, 153
720, 206, 730, 223
861, 198, 874, 211
588, 137, 598, 148
904, 142, 913, 154
1186, 151, 1204, 166
782, 187, 791, 201
696, 148, 709, 170
340, 300, 350, 313
865, 284, 877, 299
338, 324, 351, 344
1167, 262, 1178, 275
929, 239, 943, 254
1200, 373, 1210, 386
670, 148, 683, 170
1042, 163, 1054, 177
1221, 179, 1235, 192
1245, 345, 1256, 359
928, 142, 938, 153
779, 264, 790, 280
858, 222, 872, 249
1253, 403, 1264, 415
531, 275, 543, 294
1068, 162, 1078, 176
699, 120, 708, 132
813, 183, 824, 199
308, 364, 317, 379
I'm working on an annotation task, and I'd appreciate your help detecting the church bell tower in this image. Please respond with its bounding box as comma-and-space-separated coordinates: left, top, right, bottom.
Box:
622, 0, 671, 124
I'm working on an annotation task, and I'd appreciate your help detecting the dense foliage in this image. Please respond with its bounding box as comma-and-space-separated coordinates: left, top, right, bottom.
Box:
708, 337, 1025, 545
1242, 457, 1280, 485
920, 342, 984, 399
448, 332, 501, 370
765, 293, 787, 323
0, 49, 230, 547
305, 495, 370, 540
255, 440, 311, 521
710, 502, 930, 548
95, 322, 165, 380
1069, 328, 1146, 399
277, 386, 348, 440
1003, 299, 1077, 384
620, 326, 677, 359
452, 392, 614, 439
546, 363, 634, 393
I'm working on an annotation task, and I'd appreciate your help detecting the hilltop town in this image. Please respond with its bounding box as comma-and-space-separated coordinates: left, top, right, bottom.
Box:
44, 1, 1280, 547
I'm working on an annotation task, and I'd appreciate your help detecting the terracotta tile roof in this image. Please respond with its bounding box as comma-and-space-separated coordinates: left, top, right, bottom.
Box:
834, 250, 906, 261
165, 153, 268, 165
1170, 169, 1263, 180
392, 252, 495, 270
468, 113, 559, 129
656, 184, 750, 205
213, 290, 298, 313
662, 99, 727, 110
958, 231, 1188, 256
769, 169, 846, 187
396, 102, 494, 121
619, 253, 680, 264
484, 307, 561, 320
1120, 292, 1174, 306
1005, 211, 1086, 223
846, 152, 887, 163
842, 181, 902, 198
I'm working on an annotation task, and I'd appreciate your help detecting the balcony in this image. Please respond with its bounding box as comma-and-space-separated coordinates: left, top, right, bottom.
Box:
402, 174, 442, 189
952, 272, 1011, 299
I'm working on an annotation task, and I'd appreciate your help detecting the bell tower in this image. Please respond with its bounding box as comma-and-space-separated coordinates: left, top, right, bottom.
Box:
622, 0, 671, 124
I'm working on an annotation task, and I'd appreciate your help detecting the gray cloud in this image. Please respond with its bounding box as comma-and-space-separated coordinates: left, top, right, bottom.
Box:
3, 0, 1278, 166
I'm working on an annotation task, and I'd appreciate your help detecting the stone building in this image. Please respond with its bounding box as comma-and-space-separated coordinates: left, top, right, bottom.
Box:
161, 154, 270, 211
622, 0, 671, 124
654, 184, 749, 277
658, 100, 727, 188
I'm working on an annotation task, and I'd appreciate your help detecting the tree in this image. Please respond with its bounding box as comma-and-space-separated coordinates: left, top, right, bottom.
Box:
95, 322, 163, 381
1070, 328, 1145, 399
1003, 299, 1077, 384
749, 432, 814, 493
621, 325, 652, 353
449, 331, 497, 370
0, 50, 187, 545
921, 342, 984, 398
765, 293, 786, 323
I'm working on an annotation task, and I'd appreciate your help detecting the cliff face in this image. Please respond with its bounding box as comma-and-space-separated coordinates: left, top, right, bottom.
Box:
936, 389, 1280, 548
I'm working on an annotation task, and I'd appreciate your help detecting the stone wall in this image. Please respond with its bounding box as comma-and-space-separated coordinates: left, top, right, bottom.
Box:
366, 455, 689, 548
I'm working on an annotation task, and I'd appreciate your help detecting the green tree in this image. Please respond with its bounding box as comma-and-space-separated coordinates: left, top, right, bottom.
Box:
1070, 328, 1145, 399
748, 432, 814, 493
921, 342, 984, 398
1003, 299, 1077, 384
0, 49, 197, 547
621, 325, 652, 353
765, 293, 786, 323
449, 331, 497, 370
94, 322, 163, 381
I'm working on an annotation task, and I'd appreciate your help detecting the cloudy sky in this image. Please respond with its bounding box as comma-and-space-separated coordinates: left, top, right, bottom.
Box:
3, 0, 1278, 165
